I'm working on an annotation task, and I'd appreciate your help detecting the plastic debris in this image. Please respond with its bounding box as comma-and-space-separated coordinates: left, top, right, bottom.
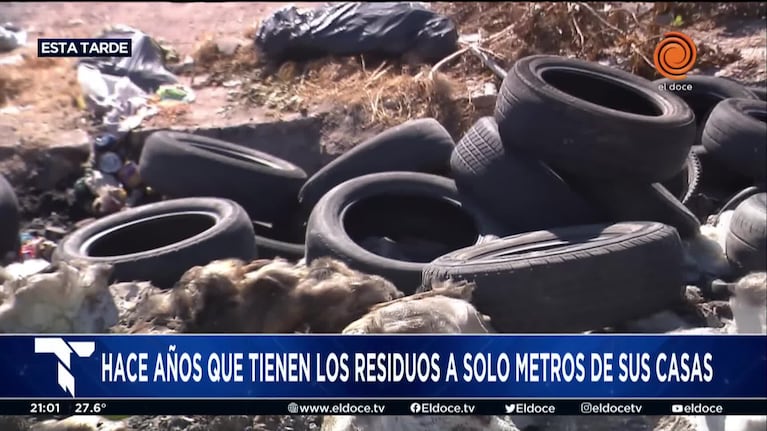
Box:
255, 3, 458, 64
0, 262, 118, 333
3, 259, 51, 279
93, 185, 128, 215
83, 169, 121, 195
157, 84, 196, 103
78, 25, 177, 93
17, 234, 58, 262
97, 151, 125, 174
117, 161, 142, 189
0, 23, 27, 53
94, 133, 119, 153
77, 26, 173, 131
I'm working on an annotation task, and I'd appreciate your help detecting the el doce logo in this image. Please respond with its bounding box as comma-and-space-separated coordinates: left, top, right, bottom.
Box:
653, 31, 697, 80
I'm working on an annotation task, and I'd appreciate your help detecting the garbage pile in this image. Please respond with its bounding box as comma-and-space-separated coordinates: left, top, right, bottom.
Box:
255, 2, 459, 65
2, 54, 766, 332
77, 25, 195, 133
1, 40, 767, 430
0, 23, 26, 53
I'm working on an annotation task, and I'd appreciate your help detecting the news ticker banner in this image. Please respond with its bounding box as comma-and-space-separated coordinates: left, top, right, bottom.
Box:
7, 399, 767, 416
0, 335, 764, 400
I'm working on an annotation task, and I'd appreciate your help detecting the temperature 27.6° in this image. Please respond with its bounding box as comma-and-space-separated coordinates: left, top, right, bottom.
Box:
75, 402, 107, 414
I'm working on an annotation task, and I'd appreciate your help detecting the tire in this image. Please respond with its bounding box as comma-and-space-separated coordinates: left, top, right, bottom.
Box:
139, 131, 307, 222
701, 98, 767, 182
568, 180, 701, 238
660, 149, 701, 205
0, 174, 20, 259
653, 75, 758, 130
421, 222, 685, 333
305, 172, 501, 294
54, 198, 257, 288
748, 85, 767, 102
298, 118, 454, 211
253, 221, 305, 261
495, 55, 696, 182
725, 193, 767, 273
691, 144, 753, 197
451, 117, 600, 233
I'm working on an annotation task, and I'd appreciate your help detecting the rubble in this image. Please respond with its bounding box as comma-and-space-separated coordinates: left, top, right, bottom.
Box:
0, 262, 117, 333
118, 257, 403, 334
31, 416, 129, 431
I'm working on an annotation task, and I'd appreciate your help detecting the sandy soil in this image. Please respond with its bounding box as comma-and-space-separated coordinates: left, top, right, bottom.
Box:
0, 2, 317, 149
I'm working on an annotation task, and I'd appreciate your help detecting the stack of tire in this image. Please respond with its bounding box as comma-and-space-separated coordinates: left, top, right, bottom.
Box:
652, 76, 766, 276
51, 119, 461, 289
44, 55, 765, 334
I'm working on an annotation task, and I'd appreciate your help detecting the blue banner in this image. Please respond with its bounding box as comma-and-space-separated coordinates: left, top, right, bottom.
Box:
0, 335, 764, 399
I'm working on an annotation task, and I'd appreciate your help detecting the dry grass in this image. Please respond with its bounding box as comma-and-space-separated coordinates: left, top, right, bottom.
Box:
0, 53, 80, 108
3, 2, 760, 145
190, 1, 756, 137
283, 59, 468, 133
0, 49, 85, 145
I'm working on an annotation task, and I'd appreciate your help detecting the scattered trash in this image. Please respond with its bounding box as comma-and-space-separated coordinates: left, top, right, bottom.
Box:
255, 2, 459, 64
0, 262, 117, 333
78, 25, 177, 93
156, 84, 196, 103
76, 26, 178, 131
28, 414, 128, 431
93, 185, 128, 215
97, 151, 125, 174
122, 257, 403, 334
0, 23, 26, 53
222, 79, 242, 88
117, 161, 142, 189
93, 133, 119, 153
2, 259, 50, 279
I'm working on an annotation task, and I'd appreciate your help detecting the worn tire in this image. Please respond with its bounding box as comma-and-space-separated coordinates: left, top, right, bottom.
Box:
653, 75, 758, 130
139, 131, 307, 222
298, 118, 454, 211
305, 172, 500, 294
701, 98, 767, 182
422, 222, 685, 333
748, 85, 767, 102
0, 174, 20, 258
691, 144, 753, 195
253, 222, 305, 261
661, 149, 701, 205
568, 180, 701, 238
451, 117, 600, 233
725, 193, 767, 273
54, 198, 257, 288
495, 55, 696, 182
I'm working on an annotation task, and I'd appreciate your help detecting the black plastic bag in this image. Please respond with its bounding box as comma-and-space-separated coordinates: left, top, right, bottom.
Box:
255, 2, 459, 64
78, 26, 177, 93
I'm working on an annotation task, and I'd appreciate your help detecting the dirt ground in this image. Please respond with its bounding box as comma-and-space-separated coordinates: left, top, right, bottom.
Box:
0, 0, 764, 253
0, 2, 313, 143
0, 4, 765, 431
1, 2, 765, 152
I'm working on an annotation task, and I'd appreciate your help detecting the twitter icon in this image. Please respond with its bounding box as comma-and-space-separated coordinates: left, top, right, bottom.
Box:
505, 404, 516, 414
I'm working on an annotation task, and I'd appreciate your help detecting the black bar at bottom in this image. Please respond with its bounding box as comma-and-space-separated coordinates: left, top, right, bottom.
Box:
12, 399, 767, 416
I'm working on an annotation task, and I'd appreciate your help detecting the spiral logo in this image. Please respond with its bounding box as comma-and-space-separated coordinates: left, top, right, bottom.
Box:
653, 32, 697, 81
